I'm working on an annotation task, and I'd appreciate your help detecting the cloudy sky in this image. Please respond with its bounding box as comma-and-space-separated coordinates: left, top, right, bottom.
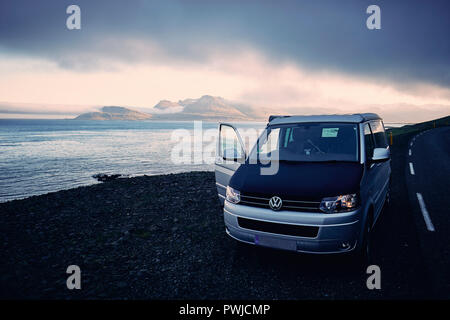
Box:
0, 0, 449, 122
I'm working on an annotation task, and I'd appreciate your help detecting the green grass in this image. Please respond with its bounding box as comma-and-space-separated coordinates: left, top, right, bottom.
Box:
386, 115, 450, 138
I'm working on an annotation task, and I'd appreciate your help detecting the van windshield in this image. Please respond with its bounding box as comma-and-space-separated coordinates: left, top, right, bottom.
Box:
249, 123, 359, 162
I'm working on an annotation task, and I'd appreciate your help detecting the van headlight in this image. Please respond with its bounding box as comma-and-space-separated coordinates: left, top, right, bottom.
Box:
320, 193, 359, 213
226, 186, 241, 204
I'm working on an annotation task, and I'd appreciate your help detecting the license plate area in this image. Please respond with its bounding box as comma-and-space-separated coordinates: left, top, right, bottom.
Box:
255, 234, 297, 251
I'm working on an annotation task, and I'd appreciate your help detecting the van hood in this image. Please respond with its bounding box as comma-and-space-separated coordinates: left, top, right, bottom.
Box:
229, 161, 363, 200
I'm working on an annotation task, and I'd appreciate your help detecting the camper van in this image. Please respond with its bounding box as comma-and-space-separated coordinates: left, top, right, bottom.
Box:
215, 114, 391, 259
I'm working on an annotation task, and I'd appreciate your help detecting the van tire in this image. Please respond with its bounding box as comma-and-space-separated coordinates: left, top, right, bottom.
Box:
351, 214, 373, 266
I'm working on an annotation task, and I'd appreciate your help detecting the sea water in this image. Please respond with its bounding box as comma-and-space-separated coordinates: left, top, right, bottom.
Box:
0, 119, 264, 202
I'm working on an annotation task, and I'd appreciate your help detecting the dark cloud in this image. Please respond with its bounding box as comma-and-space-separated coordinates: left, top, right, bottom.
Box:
1, 0, 449, 86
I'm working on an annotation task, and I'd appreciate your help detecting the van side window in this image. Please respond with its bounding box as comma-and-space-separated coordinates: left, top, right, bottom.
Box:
364, 123, 375, 160
283, 127, 292, 147
370, 120, 388, 148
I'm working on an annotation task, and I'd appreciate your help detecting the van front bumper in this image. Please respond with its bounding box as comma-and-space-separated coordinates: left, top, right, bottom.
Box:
224, 201, 362, 254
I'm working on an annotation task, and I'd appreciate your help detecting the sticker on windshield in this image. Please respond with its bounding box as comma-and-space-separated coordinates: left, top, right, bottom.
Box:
322, 128, 339, 138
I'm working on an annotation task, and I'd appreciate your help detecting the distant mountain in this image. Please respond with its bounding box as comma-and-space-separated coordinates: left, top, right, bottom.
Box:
153, 100, 182, 110
151, 95, 263, 121
74, 106, 152, 120
73, 95, 265, 121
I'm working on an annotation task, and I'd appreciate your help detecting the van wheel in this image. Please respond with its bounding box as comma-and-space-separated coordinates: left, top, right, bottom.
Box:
217, 197, 224, 208
351, 217, 372, 266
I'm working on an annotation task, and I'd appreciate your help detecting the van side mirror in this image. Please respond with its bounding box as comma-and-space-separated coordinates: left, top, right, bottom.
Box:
371, 148, 390, 163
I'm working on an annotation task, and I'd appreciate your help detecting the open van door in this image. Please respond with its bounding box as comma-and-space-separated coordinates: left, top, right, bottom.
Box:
215, 123, 246, 205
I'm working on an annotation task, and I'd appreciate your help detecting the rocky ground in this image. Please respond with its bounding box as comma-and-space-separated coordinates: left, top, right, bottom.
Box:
1, 171, 232, 299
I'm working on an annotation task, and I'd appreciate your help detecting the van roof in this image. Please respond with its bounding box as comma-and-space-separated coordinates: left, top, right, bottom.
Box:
268, 113, 381, 125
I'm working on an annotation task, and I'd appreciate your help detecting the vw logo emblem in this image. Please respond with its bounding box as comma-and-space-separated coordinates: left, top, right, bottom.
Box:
269, 196, 283, 211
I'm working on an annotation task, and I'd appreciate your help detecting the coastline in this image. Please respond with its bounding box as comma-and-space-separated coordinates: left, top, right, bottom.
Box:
0, 170, 213, 204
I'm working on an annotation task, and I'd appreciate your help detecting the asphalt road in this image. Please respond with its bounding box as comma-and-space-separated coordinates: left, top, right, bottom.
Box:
404, 126, 450, 298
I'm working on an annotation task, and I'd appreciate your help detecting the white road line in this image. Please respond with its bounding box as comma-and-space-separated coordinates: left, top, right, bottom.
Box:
409, 162, 415, 175
409, 149, 412, 156
410, 142, 413, 147
416, 193, 435, 232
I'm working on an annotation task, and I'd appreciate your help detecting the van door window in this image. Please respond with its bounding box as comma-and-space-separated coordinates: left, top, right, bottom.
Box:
364, 123, 375, 160
370, 120, 388, 148
219, 125, 245, 160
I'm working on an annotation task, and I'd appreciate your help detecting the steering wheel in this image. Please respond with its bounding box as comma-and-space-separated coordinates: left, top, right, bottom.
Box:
306, 139, 325, 154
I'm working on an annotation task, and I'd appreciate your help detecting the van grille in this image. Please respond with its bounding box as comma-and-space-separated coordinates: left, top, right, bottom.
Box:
237, 217, 319, 238
239, 193, 322, 213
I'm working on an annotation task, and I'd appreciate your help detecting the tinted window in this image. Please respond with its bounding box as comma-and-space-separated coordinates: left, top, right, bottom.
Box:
250, 123, 358, 162
370, 120, 388, 148
364, 123, 375, 159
